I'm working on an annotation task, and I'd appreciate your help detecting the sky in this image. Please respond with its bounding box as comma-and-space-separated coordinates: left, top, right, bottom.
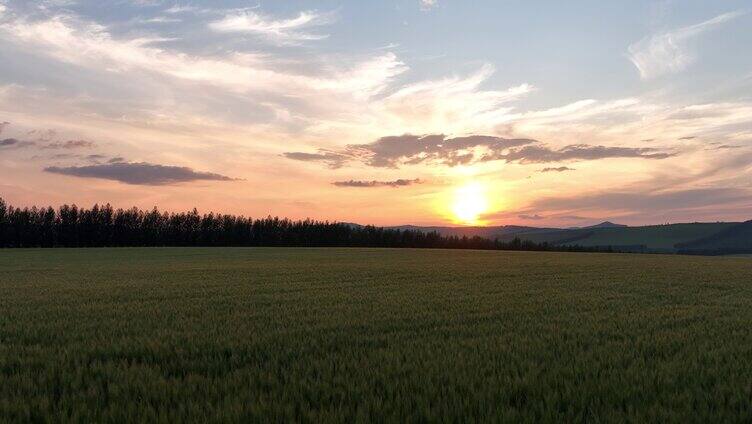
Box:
0, 0, 751, 227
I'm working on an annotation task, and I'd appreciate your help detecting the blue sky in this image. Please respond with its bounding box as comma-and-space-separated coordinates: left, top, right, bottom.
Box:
0, 0, 751, 225
33, 0, 751, 104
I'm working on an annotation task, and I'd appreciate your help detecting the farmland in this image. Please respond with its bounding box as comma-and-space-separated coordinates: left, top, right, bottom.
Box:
2, 247, 752, 421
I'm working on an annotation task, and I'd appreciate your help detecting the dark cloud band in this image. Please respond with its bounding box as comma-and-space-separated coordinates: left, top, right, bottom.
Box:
44, 162, 238, 185
285, 134, 675, 169
282, 151, 350, 168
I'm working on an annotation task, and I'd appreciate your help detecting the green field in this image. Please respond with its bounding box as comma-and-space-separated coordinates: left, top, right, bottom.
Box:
2, 248, 752, 422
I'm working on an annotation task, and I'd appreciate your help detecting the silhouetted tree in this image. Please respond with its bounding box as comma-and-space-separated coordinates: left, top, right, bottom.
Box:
0, 197, 611, 252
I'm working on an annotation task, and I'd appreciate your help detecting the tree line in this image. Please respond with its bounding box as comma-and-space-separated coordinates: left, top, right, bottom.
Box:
0, 197, 609, 252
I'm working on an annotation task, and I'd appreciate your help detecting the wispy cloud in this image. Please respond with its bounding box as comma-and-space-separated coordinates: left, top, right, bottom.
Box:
0, 14, 404, 97
209, 10, 334, 44
42, 139, 94, 149
375, 65, 533, 134
137, 16, 182, 24
420, 0, 437, 11
163, 4, 205, 14
627, 11, 745, 79
710, 144, 744, 150
493, 144, 674, 164
44, 161, 238, 185
332, 178, 422, 188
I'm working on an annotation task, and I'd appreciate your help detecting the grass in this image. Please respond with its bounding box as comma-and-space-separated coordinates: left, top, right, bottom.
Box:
2, 247, 752, 422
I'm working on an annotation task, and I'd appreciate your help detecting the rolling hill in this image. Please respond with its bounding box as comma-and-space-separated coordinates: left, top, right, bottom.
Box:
675, 221, 752, 254
392, 222, 744, 253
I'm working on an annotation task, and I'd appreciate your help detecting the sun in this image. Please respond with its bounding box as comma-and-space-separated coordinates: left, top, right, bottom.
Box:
450, 182, 489, 225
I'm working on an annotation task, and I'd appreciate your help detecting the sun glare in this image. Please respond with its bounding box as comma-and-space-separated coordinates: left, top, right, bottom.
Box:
451, 182, 489, 225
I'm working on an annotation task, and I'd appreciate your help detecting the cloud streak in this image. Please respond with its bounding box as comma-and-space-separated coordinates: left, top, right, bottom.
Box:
627, 11, 744, 79
332, 178, 422, 188
44, 162, 238, 185
492, 144, 674, 164
209, 10, 333, 44
540, 166, 575, 172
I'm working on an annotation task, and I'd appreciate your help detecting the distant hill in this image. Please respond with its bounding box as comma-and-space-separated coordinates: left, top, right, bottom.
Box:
498, 223, 740, 252
675, 221, 752, 254
583, 221, 627, 229
390, 222, 742, 253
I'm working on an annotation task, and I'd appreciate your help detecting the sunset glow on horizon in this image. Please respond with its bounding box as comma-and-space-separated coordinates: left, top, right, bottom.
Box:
449, 182, 489, 225
1, 1, 751, 227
